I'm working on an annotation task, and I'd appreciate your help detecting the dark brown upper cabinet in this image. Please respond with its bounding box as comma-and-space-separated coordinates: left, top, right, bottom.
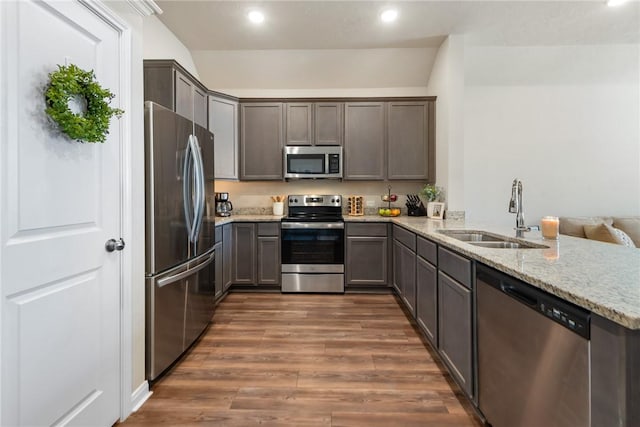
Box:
285, 102, 343, 146
285, 103, 313, 145
143, 60, 208, 129
314, 103, 343, 145
344, 102, 386, 180
240, 103, 284, 180
387, 101, 432, 181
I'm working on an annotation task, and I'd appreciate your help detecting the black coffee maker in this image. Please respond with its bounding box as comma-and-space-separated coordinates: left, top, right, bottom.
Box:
215, 192, 233, 217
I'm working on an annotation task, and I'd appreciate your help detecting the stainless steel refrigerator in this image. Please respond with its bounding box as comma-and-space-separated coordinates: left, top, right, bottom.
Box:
144, 101, 216, 381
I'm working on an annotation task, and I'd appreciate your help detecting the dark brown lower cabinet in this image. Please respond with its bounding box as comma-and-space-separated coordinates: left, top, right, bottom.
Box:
232, 223, 256, 284
232, 222, 280, 287
438, 271, 473, 397
222, 223, 233, 292
257, 236, 280, 285
345, 223, 389, 288
393, 239, 416, 317
416, 256, 438, 345
346, 237, 388, 286
214, 241, 223, 300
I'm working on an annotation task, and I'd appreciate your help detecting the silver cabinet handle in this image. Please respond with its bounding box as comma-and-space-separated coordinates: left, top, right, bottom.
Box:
105, 238, 125, 252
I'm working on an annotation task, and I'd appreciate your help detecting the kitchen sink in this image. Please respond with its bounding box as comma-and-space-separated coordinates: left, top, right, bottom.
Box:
468, 241, 546, 249
437, 230, 508, 242
437, 229, 547, 249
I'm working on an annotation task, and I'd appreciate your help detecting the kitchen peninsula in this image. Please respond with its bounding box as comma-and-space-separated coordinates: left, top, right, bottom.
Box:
213, 213, 640, 426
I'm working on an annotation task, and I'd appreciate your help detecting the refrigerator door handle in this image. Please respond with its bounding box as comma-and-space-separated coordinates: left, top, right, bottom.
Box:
187, 135, 201, 243
191, 135, 206, 243
157, 250, 215, 288
182, 135, 195, 240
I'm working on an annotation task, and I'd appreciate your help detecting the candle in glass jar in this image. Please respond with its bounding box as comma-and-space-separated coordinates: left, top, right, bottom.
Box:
541, 216, 559, 239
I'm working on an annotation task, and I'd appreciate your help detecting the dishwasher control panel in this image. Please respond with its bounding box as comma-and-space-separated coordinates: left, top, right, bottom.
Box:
539, 301, 589, 339
477, 264, 591, 340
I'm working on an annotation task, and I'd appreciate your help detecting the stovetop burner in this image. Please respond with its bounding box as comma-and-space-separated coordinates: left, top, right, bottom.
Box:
282, 194, 343, 222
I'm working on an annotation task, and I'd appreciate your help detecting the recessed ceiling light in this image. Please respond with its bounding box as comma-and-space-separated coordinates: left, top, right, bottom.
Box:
247, 10, 265, 24
380, 8, 398, 23
607, 0, 627, 6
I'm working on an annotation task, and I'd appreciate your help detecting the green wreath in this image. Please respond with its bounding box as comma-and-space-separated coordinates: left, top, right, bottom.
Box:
45, 64, 124, 143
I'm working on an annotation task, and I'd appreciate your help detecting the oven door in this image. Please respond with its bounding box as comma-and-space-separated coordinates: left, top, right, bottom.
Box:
281, 222, 344, 267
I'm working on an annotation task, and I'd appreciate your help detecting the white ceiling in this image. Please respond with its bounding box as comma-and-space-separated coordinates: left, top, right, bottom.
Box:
155, 0, 640, 51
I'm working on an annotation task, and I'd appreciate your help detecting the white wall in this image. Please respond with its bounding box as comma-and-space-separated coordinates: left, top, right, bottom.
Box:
426, 35, 465, 211
192, 48, 437, 97
143, 15, 200, 78
463, 45, 640, 227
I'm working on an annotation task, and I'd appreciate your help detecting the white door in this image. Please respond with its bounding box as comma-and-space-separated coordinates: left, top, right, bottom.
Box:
1, 1, 123, 425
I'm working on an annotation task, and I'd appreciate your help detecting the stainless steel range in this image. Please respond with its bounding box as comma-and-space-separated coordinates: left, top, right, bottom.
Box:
281, 195, 344, 293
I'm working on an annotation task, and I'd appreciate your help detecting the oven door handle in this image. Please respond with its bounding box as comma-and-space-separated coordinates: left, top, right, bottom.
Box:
281, 222, 344, 229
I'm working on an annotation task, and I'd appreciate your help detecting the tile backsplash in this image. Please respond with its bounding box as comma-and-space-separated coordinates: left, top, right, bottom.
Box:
211, 180, 465, 219
213, 180, 429, 210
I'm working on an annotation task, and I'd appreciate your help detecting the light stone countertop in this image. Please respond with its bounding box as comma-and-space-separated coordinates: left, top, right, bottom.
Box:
206, 215, 283, 226
215, 214, 640, 329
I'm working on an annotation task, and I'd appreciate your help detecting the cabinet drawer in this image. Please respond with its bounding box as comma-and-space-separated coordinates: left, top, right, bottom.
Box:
393, 225, 416, 251
214, 225, 223, 244
258, 222, 280, 236
347, 222, 388, 237
417, 236, 437, 265
438, 247, 472, 289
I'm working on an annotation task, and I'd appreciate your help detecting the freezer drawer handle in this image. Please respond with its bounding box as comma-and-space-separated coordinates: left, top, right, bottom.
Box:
105, 238, 125, 252
157, 251, 215, 288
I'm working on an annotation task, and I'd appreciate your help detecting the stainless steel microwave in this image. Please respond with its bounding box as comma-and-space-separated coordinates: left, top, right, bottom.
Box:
284, 146, 343, 179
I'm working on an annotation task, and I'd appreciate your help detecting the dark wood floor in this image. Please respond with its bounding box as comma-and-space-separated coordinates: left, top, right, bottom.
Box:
123, 293, 483, 426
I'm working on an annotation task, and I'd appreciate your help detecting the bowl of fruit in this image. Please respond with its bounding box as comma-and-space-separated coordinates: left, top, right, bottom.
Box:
378, 207, 401, 217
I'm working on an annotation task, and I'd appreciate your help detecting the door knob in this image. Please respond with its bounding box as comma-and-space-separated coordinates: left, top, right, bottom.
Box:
105, 238, 125, 252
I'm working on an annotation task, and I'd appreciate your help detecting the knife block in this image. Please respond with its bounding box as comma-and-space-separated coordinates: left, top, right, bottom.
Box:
408, 203, 427, 216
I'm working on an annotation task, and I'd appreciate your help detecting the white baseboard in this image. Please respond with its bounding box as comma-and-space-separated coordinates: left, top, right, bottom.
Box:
131, 381, 153, 412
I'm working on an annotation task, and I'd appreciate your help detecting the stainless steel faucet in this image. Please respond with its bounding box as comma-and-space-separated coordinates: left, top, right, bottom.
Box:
509, 178, 529, 237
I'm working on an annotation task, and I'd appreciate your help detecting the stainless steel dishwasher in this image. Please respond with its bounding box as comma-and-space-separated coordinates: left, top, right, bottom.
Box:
476, 264, 590, 427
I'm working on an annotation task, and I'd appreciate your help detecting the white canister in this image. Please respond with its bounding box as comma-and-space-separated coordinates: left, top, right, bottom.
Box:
273, 202, 284, 216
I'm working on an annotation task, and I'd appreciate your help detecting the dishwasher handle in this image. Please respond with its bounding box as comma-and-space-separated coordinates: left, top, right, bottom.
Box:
501, 283, 537, 307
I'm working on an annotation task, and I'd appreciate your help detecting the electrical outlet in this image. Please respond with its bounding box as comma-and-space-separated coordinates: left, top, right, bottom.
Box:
366, 200, 375, 207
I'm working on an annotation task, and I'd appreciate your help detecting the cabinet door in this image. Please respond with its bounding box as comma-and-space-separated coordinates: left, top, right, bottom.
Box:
285, 103, 312, 145
240, 103, 284, 180
344, 102, 386, 180
393, 238, 417, 316
315, 103, 343, 146
257, 236, 280, 285
232, 223, 256, 284
346, 236, 388, 287
222, 223, 233, 291
143, 65, 173, 111
417, 256, 437, 345
399, 242, 417, 317
209, 96, 239, 180
387, 101, 428, 180
438, 271, 473, 397
392, 240, 402, 295
174, 70, 194, 121
214, 241, 223, 300
193, 85, 208, 129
